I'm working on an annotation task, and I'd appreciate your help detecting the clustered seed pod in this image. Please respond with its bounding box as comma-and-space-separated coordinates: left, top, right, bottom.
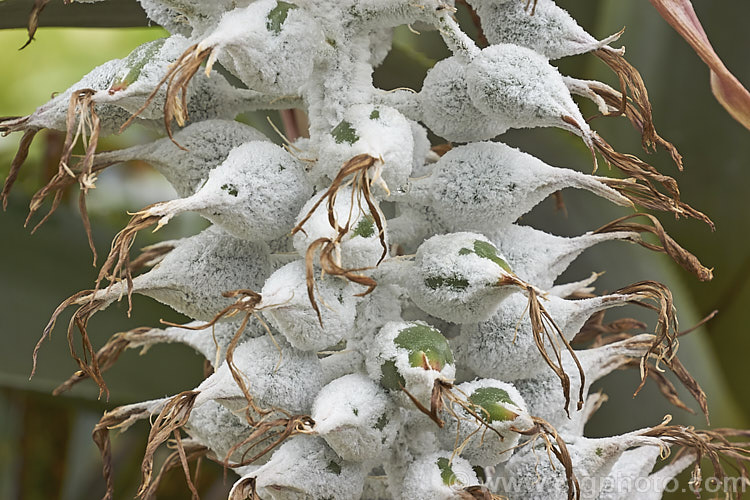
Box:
6, 1, 750, 500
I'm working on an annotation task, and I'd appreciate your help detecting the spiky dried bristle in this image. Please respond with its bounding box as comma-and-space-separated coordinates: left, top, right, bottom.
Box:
594, 212, 713, 281
32, 289, 111, 398
138, 391, 199, 498
589, 78, 683, 169
510, 417, 581, 500
120, 43, 212, 146
601, 177, 714, 229
222, 414, 315, 468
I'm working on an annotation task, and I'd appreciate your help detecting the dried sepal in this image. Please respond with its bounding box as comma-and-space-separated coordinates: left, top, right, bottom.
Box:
641, 417, 750, 497
141, 440, 209, 500
600, 177, 713, 228
594, 213, 713, 281
510, 417, 581, 500
221, 414, 315, 468
21, 0, 53, 50
1, 128, 39, 210
33, 289, 110, 398
120, 43, 212, 145
138, 391, 200, 498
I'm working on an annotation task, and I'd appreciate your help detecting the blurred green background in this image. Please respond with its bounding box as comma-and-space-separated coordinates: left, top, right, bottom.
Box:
0, 1, 748, 499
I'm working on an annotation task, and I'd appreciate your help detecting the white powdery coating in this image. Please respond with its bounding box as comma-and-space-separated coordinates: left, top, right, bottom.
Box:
486, 225, 637, 290
314, 104, 415, 196
132, 226, 273, 321
312, 373, 400, 463
185, 400, 255, 463
169, 141, 312, 241
408, 119, 433, 177
497, 432, 662, 500
126, 318, 267, 368
364, 321, 456, 408
408, 142, 628, 233
369, 28, 395, 67
457, 293, 632, 382
466, 44, 590, 134
400, 451, 479, 500
598, 446, 662, 500
96, 119, 266, 197
320, 348, 365, 386
196, 336, 324, 414
406, 232, 514, 324
511, 335, 652, 434
386, 202, 451, 255
137, 0, 255, 36
470, 0, 607, 60
259, 260, 358, 351
351, 283, 404, 344
24, 58, 137, 135
437, 379, 532, 467
419, 55, 505, 142
203, 0, 324, 95
251, 436, 368, 500
292, 186, 388, 270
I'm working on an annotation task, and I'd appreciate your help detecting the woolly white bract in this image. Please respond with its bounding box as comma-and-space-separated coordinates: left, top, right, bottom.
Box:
6, 1, 747, 500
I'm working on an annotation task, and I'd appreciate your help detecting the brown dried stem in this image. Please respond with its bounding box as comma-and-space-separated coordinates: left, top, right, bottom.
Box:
229, 477, 261, 500
120, 43, 212, 145
594, 213, 713, 281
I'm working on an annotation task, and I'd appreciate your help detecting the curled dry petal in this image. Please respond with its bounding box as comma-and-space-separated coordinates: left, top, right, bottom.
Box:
650, 0, 750, 130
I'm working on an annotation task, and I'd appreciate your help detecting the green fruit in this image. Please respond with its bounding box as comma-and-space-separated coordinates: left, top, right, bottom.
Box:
331, 120, 359, 145
468, 387, 518, 422
380, 360, 406, 391
110, 38, 167, 92
459, 240, 512, 273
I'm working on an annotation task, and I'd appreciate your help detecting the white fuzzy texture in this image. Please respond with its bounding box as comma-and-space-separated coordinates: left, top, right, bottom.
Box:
470, 0, 615, 60
249, 436, 368, 500
314, 104, 415, 196
400, 451, 479, 500
292, 187, 388, 270
512, 335, 653, 434
456, 293, 635, 382
259, 260, 358, 351
126, 226, 273, 321
125, 318, 267, 368
406, 232, 516, 324
195, 336, 324, 414
185, 400, 256, 463
437, 379, 532, 466
93, 119, 266, 197
497, 432, 663, 500
312, 373, 400, 462
407, 142, 629, 232
486, 225, 637, 290
201, 0, 324, 95
365, 321, 456, 408
150, 141, 312, 241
